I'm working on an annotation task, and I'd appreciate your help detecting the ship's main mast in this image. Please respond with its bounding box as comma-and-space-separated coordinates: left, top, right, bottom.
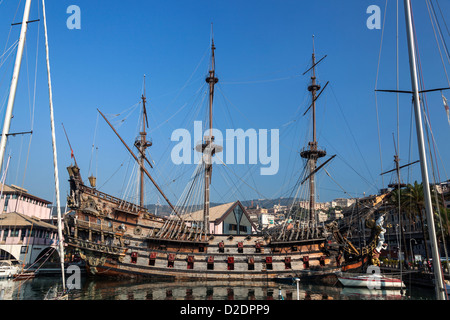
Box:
300, 37, 326, 223
195, 32, 222, 235
203, 37, 218, 234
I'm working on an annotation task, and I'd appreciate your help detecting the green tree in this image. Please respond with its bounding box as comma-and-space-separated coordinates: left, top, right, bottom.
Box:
387, 187, 411, 264
402, 181, 431, 262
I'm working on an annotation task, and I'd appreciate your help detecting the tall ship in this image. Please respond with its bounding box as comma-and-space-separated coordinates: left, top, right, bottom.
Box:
63, 35, 389, 281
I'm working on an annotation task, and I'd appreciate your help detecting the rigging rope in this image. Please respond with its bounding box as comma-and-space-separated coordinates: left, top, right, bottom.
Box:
88, 113, 100, 176
374, 0, 389, 188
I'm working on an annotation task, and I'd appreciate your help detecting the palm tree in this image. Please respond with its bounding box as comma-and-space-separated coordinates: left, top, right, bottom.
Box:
402, 181, 431, 263
386, 187, 411, 265
434, 206, 449, 250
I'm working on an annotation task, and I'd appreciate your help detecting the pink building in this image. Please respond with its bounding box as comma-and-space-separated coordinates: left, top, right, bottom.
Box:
0, 184, 52, 219
0, 184, 59, 267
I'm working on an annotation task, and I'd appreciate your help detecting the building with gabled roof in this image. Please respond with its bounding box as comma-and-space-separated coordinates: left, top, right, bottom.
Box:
179, 201, 257, 235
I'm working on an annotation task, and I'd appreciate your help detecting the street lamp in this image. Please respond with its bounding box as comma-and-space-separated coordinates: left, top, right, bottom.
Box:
410, 238, 417, 268
294, 277, 300, 300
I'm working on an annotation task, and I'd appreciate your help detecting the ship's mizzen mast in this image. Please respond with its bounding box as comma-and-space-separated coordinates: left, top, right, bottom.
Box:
135, 75, 152, 208
98, 109, 178, 216
300, 36, 326, 223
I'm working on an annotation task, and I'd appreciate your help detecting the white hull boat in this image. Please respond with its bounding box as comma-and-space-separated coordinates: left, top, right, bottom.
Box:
337, 273, 405, 289
0, 261, 18, 279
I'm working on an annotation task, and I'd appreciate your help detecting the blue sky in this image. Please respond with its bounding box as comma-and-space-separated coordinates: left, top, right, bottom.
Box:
0, 0, 449, 208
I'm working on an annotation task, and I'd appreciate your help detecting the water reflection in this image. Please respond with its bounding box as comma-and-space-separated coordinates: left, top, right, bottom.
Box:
0, 277, 436, 300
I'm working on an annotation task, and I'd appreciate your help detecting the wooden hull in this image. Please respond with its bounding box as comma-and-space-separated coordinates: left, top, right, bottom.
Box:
68, 233, 338, 281
13, 272, 35, 281
63, 166, 374, 283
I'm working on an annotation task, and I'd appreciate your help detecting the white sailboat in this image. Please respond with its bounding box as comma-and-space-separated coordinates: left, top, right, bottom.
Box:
403, 0, 446, 300
41, 0, 67, 299
337, 272, 404, 289
0, 260, 18, 279
0, 0, 67, 298
336, 1, 448, 299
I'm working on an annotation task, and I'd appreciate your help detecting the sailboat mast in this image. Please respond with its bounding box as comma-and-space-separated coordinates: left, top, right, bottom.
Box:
203, 35, 218, 234
403, 0, 446, 300
42, 0, 65, 291
0, 0, 32, 171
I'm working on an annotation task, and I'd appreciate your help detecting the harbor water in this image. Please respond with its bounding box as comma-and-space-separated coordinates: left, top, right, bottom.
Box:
0, 275, 437, 300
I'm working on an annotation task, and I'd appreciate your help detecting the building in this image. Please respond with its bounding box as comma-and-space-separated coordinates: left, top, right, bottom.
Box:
331, 198, 356, 209
328, 209, 343, 221
273, 204, 287, 214
0, 184, 52, 220
435, 180, 450, 209
0, 184, 60, 267
259, 213, 275, 229
180, 201, 257, 235
0, 211, 58, 266
296, 201, 331, 211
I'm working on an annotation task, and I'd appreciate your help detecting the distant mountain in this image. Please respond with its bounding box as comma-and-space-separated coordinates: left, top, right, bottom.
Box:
51, 197, 299, 218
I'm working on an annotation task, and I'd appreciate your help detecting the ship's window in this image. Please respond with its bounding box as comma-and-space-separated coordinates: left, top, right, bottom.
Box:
303, 256, 310, 269
319, 256, 325, 267
149, 252, 156, 266
131, 252, 138, 264
237, 242, 243, 253
266, 256, 273, 270
227, 257, 234, 270
285, 257, 292, 269
168, 254, 175, 268
248, 257, 255, 270
207, 256, 214, 270
187, 256, 194, 269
